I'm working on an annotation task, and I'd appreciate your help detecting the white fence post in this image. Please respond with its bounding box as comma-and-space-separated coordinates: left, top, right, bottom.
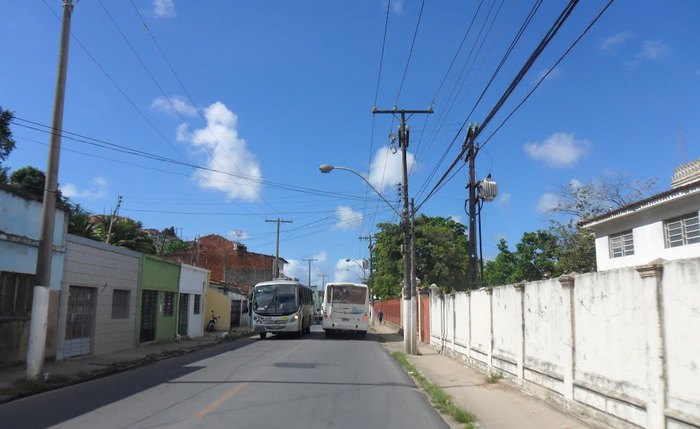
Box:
514, 282, 526, 384
559, 274, 576, 401
486, 287, 494, 371
637, 262, 667, 429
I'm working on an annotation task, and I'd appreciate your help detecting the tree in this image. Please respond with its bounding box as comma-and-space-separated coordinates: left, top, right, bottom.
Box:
156, 226, 190, 256
0, 107, 16, 184
372, 215, 469, 297
483, 230, 561, 286
544, 173, 657, 274
67, 203, 100, 240
92, 215, 156, 254
7, 165, 66, 203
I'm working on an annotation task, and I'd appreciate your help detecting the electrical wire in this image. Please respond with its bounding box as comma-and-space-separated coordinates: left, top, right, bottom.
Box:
416, 0, 583, 211
394, 0, 426, 105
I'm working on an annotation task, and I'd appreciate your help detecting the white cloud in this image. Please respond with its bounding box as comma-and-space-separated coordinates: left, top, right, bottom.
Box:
635, 40, 671, 61
283, 254, 326, 287
391, 0, 404, 14
368, 145, 415, 192
333, 206, 363, 230
177, 102, 263, 202
496, 192, 511, 206
60, 176, 108, 200
599, 31, 633, 51
524, 132, 591, 168
537, 193, 561, 213
535, 67, 562, 83
227, 230, 249, 241
569, 178, 583, 189
333, 258, 366, 283
153, 0, 175, 18
151, 96, 197, 117
449, 214, 463, 224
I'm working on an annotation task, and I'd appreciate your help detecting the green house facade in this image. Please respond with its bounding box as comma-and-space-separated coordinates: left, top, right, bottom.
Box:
137, 255, 181, 343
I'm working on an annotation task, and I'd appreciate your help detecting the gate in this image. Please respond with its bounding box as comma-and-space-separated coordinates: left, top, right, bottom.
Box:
230, 300, 241, 328
64, 286, 96, 358
140, 290, 157, 342
178, 293, 189, 336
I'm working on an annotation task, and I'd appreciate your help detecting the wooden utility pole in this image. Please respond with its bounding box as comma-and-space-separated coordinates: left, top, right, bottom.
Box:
302, 258, 317, 288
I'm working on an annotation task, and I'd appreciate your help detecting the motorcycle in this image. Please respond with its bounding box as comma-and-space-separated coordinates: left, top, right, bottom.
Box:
206, 311, 220, 332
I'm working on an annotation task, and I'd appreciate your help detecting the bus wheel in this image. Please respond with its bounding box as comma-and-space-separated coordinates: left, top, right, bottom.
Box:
259, 332, 267, 339
324, 330, 331, 338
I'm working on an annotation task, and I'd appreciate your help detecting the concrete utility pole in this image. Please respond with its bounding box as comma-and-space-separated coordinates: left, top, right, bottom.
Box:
105, 194, 122, 244
373, 107, 432, 355
266, 218, 292, 279
318, 274, 327, 290
302, 258, 317, 288
465, 125, 479, 289
359, 235, 375, 326
27, 0, 74, 380
410, 198, 417, 354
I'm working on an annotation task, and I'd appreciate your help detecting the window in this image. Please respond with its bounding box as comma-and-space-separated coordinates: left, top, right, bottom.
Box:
193, 294, 201, 315
111, 289, 130, 319
609, 230, 634, 258
0, 272, 34, 317
163, 292, 174, 316
664, 212, 700, 248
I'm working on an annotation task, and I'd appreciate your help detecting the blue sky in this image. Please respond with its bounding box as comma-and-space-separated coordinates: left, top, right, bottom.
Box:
2, 0, 699, 286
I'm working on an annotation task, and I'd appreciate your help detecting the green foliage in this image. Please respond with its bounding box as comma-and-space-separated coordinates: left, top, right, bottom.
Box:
67, 203, 100, 240
92, 215, 156, 254
391, 351, 476, 428
0, 107, 16, 184
160, 237, 190, 255
372, 215, 469, 296
483, 230, 561, 287
9, 166, 47, 200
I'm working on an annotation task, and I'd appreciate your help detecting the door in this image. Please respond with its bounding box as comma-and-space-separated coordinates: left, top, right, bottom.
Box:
178, 293, 189, 336
230, 300, 241, 328
140, 290, 157, 343
64, 286, 97, 358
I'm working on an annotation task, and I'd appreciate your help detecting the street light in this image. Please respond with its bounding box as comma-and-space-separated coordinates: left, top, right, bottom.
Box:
344, 258, 367, 281
319, 164, 401, 216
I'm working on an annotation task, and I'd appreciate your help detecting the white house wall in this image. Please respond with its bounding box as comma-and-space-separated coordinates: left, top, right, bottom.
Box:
429, 259, 700, 429
179, 264, 207, 338
592, 193, 700, 271
0, 189, 67, 289
58, 234, 141, 360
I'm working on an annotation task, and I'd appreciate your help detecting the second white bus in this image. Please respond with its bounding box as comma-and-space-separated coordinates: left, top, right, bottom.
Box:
322, 282, 369, 337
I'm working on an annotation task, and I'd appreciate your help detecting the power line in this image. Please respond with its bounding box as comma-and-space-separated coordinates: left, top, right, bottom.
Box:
416, 0, 583, 211
394, 0, 426, 105
40, 0, 185, 161
12, 118, 384, 202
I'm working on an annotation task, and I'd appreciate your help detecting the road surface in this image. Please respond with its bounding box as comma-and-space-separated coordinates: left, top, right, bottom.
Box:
0, 325, 448, 429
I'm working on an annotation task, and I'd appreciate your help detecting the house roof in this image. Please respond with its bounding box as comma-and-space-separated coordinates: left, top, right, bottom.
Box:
579, 180, 700, 229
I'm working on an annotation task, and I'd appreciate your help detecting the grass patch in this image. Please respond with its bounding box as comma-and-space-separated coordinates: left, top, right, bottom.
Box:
486, 372, 502, 384
391, 351, 476, 428
0, 373, 72, 398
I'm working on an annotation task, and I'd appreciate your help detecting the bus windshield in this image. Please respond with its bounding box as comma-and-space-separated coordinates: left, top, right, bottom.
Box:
329, 285, 367, 305
253, 284, 298, 315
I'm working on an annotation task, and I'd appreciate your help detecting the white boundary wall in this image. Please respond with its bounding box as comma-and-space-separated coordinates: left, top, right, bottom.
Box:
429, 258, 700, 429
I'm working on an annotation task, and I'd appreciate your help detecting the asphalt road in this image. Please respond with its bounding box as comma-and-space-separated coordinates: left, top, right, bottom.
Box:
0, 325, 448, 429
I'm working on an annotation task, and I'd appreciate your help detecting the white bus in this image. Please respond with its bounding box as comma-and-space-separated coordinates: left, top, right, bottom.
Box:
322, 282, 369, 337
251, 280, 314, 339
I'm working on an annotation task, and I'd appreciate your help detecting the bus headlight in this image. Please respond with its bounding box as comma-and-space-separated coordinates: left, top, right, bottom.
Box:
293, 314, 299, 320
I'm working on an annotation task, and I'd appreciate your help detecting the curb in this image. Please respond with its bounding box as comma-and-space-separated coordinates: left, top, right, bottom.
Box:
0, 330, 252, 404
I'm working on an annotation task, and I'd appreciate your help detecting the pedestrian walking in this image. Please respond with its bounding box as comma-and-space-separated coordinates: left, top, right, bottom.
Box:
377, 309, 383, 324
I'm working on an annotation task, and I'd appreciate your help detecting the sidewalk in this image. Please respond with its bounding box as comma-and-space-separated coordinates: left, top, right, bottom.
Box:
0, 327, 252, 404
371, 323, 597, 429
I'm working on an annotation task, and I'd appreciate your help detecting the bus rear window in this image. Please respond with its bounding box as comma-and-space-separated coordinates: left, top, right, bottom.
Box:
329, 286, 366, 304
